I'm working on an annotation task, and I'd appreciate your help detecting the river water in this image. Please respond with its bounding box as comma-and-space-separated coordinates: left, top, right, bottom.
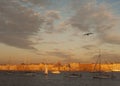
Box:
0, 71, 119, 86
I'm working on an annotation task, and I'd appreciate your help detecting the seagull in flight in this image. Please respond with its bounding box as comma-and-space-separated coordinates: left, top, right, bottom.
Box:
84, 32, 93, 36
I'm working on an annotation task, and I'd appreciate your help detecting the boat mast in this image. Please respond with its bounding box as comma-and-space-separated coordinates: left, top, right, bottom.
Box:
93, 49, 101, 72
98, 49, 101, 73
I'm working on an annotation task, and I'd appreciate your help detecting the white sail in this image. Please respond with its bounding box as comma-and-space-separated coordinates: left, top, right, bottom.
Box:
44, 64, 48, 75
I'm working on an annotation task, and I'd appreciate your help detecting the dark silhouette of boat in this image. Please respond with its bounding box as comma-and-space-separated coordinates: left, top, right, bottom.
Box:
68, 73, 82, 78
93, 72, 114, 79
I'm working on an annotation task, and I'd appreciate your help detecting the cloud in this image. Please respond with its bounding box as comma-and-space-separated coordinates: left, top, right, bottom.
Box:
39, 41, 60, 45
46, 51, 73, 58
66, 0, 120, 45
0, 0, 45, 49
43, 10, 61, 33
0, 0, 61, 50
67, 0, 91, 10
0, 0, 119, 51
82, 45, 96, 50
21, 0, 51, 7
100, 30, 120, 45
46, 10, 60, 20
68, 2, 115, 31
46, 51, 81, 63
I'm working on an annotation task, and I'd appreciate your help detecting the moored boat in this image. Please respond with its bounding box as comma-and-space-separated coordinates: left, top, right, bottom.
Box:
92, 50, 115, 79
51, 70, 60, 74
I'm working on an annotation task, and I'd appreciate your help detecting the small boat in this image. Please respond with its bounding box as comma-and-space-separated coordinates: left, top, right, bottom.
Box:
93, 73, 112, 79
65, 73, 82, 78
51, 70, 60, 74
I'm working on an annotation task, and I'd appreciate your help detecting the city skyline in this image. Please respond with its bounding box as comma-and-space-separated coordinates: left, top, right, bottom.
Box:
0, 0, 120, 64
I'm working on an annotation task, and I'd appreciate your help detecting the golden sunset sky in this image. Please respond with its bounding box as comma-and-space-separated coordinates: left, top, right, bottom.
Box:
0, 0, 120, 64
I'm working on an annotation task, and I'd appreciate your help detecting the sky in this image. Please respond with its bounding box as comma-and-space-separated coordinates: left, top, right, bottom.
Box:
0, 0, 120, 64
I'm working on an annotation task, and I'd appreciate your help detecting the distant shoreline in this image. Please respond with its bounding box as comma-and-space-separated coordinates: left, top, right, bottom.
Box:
0, 63, 119, 72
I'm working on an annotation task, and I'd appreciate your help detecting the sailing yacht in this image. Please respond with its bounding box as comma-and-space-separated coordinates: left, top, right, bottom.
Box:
92, 50, 114, 79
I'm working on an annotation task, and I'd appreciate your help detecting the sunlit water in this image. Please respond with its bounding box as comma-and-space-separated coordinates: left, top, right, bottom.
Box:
0, 71, 120, 86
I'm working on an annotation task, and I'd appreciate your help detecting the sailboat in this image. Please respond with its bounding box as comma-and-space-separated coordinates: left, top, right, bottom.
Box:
51, 70, 60, 74
44, 64, 48, 75
92, 50, 114, 79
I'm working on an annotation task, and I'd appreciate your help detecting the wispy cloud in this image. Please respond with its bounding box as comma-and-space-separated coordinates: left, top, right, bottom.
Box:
82, 45, 96, 50
46, 51, 74, 58
43, 10, 61, 33
0, 0, 45, 49
39, 41, 60, 45
100, 29, 120, 45
0, 0, 61, 50
46, 50, 83, 63
21, 0, 51, 7
65, 0, 120, 45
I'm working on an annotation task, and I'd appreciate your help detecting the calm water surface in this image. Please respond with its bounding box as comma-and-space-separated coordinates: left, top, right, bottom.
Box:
0, 71, 120, 86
